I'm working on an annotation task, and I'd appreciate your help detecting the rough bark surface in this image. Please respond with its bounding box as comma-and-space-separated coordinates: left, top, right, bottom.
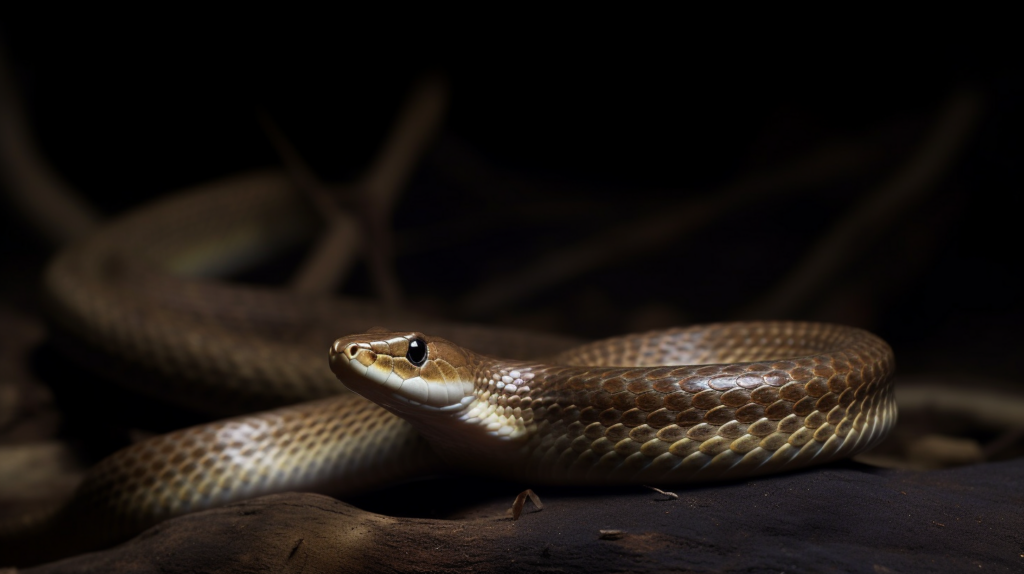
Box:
13, 458, 1024, 574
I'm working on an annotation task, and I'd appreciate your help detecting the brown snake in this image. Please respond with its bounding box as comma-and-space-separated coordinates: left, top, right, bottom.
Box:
0, 171, 896, 564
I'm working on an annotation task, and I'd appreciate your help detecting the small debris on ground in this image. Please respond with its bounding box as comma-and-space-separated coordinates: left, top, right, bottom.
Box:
645, 485, 679, 500
507, 489, 543, 520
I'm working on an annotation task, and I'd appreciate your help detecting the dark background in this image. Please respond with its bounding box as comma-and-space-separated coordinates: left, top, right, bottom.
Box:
1, 16, 1023, 573
1, 18, 1020, 383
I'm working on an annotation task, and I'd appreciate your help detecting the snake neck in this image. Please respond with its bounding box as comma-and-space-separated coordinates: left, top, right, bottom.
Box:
383, 357, 546, 470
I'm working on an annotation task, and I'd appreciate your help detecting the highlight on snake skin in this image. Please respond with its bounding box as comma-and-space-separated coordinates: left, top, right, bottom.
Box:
329, 322, 896, 484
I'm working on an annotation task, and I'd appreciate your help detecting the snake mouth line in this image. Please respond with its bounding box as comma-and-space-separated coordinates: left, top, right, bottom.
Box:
388, 392, 474, 413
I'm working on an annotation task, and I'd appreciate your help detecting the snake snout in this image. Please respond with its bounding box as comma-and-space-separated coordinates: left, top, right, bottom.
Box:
329, 339, 377, 370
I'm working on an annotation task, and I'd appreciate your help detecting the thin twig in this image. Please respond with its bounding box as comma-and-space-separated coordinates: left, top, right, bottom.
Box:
289, 212, 365, 295
357, 75, 448, 309
460, 135, 888, 317
357, 74, 448, 216
257, 109, 353, 217
257, 75, 448, 303
258, 110, 364, 295
644, 485, 678, 500
0, 42, 99, 244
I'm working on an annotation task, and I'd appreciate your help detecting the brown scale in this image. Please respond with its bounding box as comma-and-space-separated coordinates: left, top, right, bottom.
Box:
455, 322, 899, 484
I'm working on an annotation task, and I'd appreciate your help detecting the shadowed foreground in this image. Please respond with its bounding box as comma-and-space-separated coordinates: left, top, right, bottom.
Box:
16, 458, 1023, 574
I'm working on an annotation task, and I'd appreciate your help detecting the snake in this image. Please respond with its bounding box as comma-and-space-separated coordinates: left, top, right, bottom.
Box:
0, 171, 896, 566
330, 323, 895, 485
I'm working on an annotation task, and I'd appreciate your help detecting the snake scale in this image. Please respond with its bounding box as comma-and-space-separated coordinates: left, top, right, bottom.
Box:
0, 171, 896, 565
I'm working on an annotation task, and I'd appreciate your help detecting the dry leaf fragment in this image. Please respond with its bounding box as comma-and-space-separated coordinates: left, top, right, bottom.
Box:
507, 489, 544, 520
644, 485, 679, 500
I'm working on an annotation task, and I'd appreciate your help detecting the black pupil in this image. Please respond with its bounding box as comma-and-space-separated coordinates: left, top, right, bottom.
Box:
407, 339, 427, 366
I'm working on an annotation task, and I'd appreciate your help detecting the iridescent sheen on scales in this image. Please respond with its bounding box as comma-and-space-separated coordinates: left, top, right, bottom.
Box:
329, 321, 896, 484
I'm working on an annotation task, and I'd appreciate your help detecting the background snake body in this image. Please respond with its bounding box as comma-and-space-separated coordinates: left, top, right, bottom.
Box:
2, 172, 896, 564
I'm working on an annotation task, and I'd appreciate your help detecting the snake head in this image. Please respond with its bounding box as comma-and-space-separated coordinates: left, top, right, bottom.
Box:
329, 331, 477, 414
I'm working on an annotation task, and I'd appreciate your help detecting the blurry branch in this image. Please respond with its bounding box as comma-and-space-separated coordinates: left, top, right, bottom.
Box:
2, 31, 445, 313
258, 110, 365, 296
287, 210, 365, 296
259, 76, 448, 306
257, 109, 350, 218
357, 74, 447, 309
741, 89, 983, 320
358, 74, 447, 218
459, 131, 893, 317
0, 41, 100, 245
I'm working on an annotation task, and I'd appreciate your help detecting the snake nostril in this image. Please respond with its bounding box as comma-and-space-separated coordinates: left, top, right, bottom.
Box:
345, 344, 360, 359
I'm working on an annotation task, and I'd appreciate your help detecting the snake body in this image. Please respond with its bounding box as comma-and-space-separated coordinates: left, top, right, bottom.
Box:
330, 324, 895, 484
42, 170, 581, 412
2, 172, 896, 565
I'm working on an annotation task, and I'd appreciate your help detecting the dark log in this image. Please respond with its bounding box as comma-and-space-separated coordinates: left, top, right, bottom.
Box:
15, 458, 1024, 574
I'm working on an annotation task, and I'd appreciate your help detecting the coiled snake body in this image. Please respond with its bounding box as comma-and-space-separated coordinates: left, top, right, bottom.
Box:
330, 325, 894, 484
1, 173, 896, 564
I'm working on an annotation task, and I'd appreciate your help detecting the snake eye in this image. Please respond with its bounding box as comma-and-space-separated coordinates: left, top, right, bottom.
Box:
406, 338, 427, 366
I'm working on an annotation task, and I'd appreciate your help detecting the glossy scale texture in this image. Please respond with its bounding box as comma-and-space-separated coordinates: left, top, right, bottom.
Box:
330, 322, 895, 484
